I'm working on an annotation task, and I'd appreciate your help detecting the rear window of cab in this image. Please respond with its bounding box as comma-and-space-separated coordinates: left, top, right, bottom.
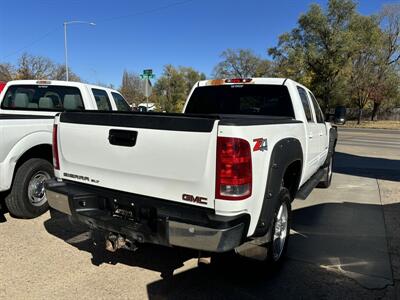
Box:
1, 84, 84, 111
185, 84, 295, 118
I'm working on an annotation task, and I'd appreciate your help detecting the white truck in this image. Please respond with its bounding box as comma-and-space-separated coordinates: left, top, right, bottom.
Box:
46, 78, 337, 265
0, 80, 131, 218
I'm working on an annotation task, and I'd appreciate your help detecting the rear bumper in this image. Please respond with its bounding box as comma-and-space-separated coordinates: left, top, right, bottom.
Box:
45, 179, 249, 253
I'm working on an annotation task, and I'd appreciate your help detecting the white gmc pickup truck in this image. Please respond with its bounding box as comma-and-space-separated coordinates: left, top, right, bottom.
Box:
46, 78, 337, 265
0, 80, 130, 218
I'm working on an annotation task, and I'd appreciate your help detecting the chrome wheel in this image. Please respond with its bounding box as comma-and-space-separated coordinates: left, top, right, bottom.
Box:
272, 202, 289, 261
27, 171, 51, 207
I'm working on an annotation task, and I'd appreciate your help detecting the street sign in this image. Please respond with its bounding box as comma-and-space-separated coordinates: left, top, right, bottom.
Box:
140, 74, 155, 79
140, 69, 155, 109
143, 79, 152, 98
143, 69, 153, 76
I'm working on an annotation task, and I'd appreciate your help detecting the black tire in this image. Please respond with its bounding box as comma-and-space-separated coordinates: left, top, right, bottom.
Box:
5, 158, 54, 219
264, 187, 292, 268
317, 156, 333, 188
209, 189, 292, 270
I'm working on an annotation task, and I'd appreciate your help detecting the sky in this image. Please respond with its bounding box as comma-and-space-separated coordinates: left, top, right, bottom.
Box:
0, 0, 394, 87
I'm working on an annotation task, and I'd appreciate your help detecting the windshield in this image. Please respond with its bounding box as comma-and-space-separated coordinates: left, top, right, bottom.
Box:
184, 84, 294, 118
335, 106, 346, 114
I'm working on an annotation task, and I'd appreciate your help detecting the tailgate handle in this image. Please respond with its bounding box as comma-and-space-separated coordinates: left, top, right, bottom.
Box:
108, 129, 138, 147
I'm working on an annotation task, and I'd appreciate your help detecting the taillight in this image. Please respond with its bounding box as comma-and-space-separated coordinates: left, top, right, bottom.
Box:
0, 82, 6, 93
216, 137, 252, 200
225, 78, 252, 84
52, 124, 60, 170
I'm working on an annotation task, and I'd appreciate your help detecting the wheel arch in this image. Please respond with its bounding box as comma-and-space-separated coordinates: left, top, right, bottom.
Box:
15, 144, 53, 170
253, 137, 303, 237
323, 127, 337, 167
2, 131, 52, 191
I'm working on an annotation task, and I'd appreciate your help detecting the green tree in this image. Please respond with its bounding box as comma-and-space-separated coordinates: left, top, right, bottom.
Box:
213, 49, 272, 78
51, 65, 81, 82
0, 53, 80, 81
370, 4, 400, 120
154, 65, 186, 112
180, 66, 206, 93
120, 70, 144, 106
154, 65, 205, 112
347, 15, 383, 123
269, 0, 400, 118
269, 0, 358, 109
0, 63, 15, 81
268, 33, 312, 84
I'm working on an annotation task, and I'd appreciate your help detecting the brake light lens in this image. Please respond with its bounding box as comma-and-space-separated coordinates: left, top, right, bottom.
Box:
216, 137, 252, 200
52, 124, 60, 170
36, 80, 52, 85
225, 78, 252, 84
0, 82, 6, 93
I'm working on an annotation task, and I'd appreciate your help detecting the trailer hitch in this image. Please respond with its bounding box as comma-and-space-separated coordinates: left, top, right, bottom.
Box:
104, 233, 138, 252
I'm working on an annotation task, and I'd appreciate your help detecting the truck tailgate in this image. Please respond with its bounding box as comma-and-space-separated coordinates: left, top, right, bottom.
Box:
56, 112, 218, 209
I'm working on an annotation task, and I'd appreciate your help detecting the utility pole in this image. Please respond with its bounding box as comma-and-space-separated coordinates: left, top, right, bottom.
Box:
64, 22, 68, 81
63, 21, 96, 81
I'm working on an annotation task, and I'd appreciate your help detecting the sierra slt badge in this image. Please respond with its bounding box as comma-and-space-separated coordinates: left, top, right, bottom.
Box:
63, 172, 100, 183
182, 194, 208, 205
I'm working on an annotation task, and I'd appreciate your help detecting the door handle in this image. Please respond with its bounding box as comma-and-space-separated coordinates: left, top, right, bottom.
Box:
108, 129, 138, 147
319, 132, 323, 136
308, 134, 313, 139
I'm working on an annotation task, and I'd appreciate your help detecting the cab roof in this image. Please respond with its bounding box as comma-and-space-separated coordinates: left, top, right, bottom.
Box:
3, 80, 120, 94
197, 77, 291, 87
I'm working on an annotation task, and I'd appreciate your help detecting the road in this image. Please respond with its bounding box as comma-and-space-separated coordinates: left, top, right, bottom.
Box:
337, 127, 400, 156
0, 127, 399, 299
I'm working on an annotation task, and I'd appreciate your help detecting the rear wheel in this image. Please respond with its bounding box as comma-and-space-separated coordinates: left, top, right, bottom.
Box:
233, 188, 292, 267
264, 188, 292, 267
5, 158, 53, 218
318, 156, 333, 188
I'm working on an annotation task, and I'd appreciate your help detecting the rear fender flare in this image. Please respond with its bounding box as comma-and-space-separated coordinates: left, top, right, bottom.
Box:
253, 138, 303, 237
323, 127, 337, 167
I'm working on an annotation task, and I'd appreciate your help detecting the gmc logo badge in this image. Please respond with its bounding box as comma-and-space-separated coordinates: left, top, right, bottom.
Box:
182, 194, 208, 205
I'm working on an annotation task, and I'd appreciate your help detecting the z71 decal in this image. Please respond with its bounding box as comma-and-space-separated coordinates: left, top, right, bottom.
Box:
253, 138, 268, 152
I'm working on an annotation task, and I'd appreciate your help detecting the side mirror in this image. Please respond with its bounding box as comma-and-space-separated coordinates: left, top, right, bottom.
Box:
325, 113, 335, 123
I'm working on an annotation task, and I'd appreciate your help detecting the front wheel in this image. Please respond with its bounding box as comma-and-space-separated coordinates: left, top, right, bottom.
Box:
5, 158, 53, 218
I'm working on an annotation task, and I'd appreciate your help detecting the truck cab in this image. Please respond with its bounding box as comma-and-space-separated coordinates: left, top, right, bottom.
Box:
0, 80, 130, 218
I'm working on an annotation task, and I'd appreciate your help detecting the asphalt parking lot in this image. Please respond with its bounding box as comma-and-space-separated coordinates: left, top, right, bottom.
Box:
1, 127, 399, 299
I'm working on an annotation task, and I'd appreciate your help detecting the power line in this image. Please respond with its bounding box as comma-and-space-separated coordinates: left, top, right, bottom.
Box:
1, 27, 61, 60
1, 0, 195, 61
97, 0, 195, 23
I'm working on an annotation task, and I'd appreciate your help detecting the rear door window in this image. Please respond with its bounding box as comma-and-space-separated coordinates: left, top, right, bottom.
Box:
111, 92, 131, 111
92, 88, 112, 111
1, 85, 84, 111
308, 92, 325, 123
297, 86, 313, 122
